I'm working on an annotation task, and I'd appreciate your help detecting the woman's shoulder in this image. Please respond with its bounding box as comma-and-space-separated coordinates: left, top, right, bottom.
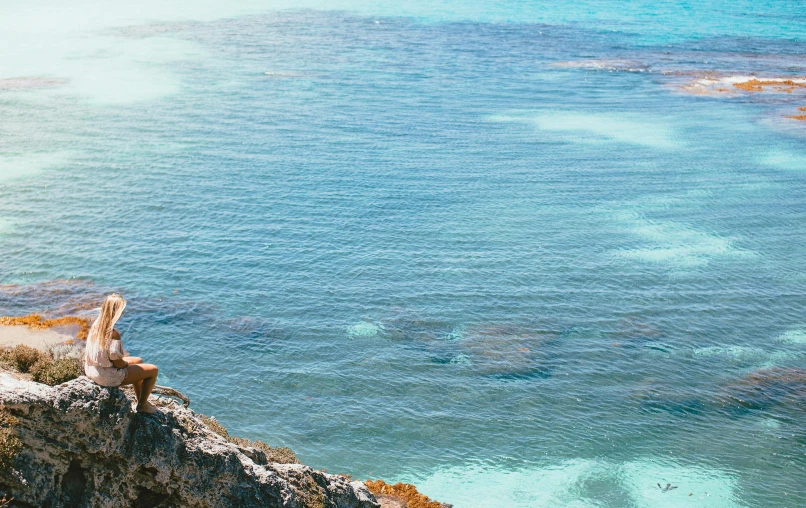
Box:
111, 329, 122, 341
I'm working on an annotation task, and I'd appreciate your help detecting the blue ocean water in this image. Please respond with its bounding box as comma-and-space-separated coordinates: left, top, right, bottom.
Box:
2, 1, 806, 505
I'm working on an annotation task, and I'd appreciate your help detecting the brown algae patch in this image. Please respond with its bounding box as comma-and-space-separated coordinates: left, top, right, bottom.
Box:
680, 75, 806, 96
457, 324, 553, 378
718, 368, 806, 410
365, 480, 449, 508
733, 78, 806, 93
785, 107, 806, 121
0, 314, 91, 341
677, 75, 806, 124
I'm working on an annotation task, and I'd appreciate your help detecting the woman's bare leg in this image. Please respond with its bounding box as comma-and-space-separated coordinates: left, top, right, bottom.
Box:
123, 357, 144, 397
121, 364, 159, 413
138, 369, 158, 410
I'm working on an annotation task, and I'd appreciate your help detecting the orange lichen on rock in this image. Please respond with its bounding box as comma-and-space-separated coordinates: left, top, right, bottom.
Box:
733, 78, 806, 92
0, 314, 91, 340
365, 480, 449, 508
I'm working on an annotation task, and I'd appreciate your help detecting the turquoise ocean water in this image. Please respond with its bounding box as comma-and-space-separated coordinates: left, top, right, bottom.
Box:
2, 1, 806, 505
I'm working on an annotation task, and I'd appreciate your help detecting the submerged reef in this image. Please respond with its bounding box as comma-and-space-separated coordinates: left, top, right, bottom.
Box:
0, 374, 380, 508
456, 324, 553, 379
630, 366, 806, 416
717, 367, 806, 411
0, 280, 107, 320
373, 309, 555, 379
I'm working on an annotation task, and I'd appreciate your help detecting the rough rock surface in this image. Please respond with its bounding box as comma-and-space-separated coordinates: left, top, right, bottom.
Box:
0, 374, 379, 508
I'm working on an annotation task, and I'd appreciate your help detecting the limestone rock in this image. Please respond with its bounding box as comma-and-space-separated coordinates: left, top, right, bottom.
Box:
0, 374, 379, 508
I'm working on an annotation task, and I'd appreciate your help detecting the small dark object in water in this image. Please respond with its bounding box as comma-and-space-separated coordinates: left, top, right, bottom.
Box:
657, 483, 678, 492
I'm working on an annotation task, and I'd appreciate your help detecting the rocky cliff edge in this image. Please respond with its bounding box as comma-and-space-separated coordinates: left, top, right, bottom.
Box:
0, 373, 379, 508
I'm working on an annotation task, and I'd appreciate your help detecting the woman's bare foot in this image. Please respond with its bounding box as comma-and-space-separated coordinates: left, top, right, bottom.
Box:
137, 401, 159, 414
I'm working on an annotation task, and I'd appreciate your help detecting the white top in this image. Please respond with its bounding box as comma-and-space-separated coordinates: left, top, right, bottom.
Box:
85, 339, 126, 368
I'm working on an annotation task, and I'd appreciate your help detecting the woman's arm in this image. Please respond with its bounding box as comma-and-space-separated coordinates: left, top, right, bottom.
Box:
110, 329, 129, 368
112, 358, 129, 369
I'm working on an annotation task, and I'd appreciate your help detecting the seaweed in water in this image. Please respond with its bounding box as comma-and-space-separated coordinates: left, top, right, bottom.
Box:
364, 480, 451, 508
717, 368, 806, 411
0, 279, 104, 317
733, 78, 806, 93
785, 106, 806, 121
457, 324, 555, 380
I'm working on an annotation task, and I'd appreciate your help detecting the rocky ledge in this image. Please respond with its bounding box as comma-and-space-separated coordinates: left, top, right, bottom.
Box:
0, 374, 379, 508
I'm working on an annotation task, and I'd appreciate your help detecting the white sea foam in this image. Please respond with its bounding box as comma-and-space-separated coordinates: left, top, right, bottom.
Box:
347, 321, 383, 337
551, 59, 648, 72
446, 326, 465, 340
0, 152, 74, 183
491, 112, 680, 149
612, 210, 754, 268
756, 417, 781, 430
0, 2, 215, 104
777, 329, 806, 344
412, 459, 739, 508
758, 150, 806, 171
692, 345, 766, 360
449, 354, 472, 365
0, 218, 13, 238
60, 37, 205, 105
690, 345, 802, 369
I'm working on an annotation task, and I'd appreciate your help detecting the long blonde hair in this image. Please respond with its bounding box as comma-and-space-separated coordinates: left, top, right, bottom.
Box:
86, 294, 127, 361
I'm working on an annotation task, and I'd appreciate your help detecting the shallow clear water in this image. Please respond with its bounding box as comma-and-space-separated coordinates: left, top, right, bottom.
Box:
2, 1, 806, 506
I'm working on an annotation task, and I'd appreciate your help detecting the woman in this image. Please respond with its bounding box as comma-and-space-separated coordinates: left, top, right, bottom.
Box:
84, 294, 160, 414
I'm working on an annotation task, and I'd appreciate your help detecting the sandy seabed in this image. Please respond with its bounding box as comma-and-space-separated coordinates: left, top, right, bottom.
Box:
0, 325, 74, 349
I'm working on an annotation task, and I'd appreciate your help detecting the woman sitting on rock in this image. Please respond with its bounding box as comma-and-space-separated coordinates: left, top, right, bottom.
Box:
84, 294, 160, 414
